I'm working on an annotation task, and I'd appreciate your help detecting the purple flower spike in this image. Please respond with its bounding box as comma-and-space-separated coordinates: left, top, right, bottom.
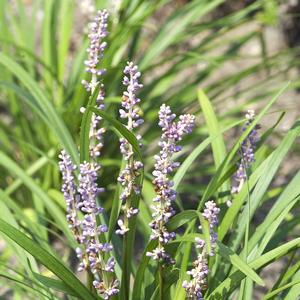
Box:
59, 152, 119, 298
201, 201, 220, 256
78, 162, 103, 215
116, 62, 144, 235
83, 9, 109, 81
147, 104, 195, 264
202, 200, 220, 229
81, 9, 110, 159
58, 150, 82, 242
183, 201, 219, 299
182, 253, 207, 300
121, 61, 143, 124
60, 10, 121, 299
231, 110, 260, 196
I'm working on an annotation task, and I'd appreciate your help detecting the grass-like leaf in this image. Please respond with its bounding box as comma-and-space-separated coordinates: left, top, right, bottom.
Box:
0, 52, 79, 164
89, 107, 142, 161
198, 89, 226, 169
79, 84, 101, 162
173, 119, 243, 190
31, 270, 78, 297
0, 151, 74, 245
140, 0, 225, 69
0, 219, 98, 300
217, 242, 265, 286
208, 238, 300, 299
263, 279, 300, 300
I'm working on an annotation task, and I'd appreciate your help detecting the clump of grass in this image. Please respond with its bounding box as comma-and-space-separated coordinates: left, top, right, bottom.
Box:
0, 1, 300, 300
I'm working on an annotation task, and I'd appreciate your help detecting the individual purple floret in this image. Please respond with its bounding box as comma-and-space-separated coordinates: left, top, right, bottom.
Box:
93, 279, 119, 300
116, 62, 144, 236
147, 104, 195, 264
81, 9, 109, 159
231, 110, 260, 196
183, 201, 219, 299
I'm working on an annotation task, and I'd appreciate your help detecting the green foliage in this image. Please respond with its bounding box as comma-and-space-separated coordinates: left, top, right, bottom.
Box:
0, 0, 299, 299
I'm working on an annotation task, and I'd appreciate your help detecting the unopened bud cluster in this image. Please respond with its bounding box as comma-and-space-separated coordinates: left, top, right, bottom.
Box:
81, 9, 109, 159
183, 201, 220, 299
116, 62, 144, 235
231, 110, 260, 195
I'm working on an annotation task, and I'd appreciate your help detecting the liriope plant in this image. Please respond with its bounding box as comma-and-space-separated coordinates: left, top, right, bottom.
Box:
0, 4, 300, 300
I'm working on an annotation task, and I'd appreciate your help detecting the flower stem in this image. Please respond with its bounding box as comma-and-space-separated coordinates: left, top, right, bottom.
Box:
159, 263, 163, 300
87, 269, 95, 293
121, 234, 129, 300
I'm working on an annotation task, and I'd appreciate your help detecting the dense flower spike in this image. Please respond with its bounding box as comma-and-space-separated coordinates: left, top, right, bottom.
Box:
201, 201, 220, 256
147, 104, 195, 264
120, 62, 143, 125
77, 162, 119, 298
77, 162, 103, 216
81, 9, 109, 159
59, 153, 119, 298
183, 201, 220, 299
83, 9, 108, 80
202, 201, 219, 229
116, 62, 144, 235
58, 151, 81, 242
231, 110, 260, 195
182, 254, 208, 300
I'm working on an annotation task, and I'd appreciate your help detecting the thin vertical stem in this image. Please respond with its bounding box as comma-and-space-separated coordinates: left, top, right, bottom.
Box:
245, 164, 251, 263
121, 234, 129, 300
240, 147, 251, 300
87, 269, 95, 293
238, 144, 250, 262
159, 263, 163, 300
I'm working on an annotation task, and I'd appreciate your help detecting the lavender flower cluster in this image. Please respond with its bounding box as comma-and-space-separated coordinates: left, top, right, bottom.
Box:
58, 150, 81, 241
81, 9, 109, 159
83, 9, 108, 80
146, 104, 195, 264
59, 10, 119, 299
59, 152, 119, 299
183, 201, 220, 300
231, 110, 260, 196
116, 62, 144, 235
